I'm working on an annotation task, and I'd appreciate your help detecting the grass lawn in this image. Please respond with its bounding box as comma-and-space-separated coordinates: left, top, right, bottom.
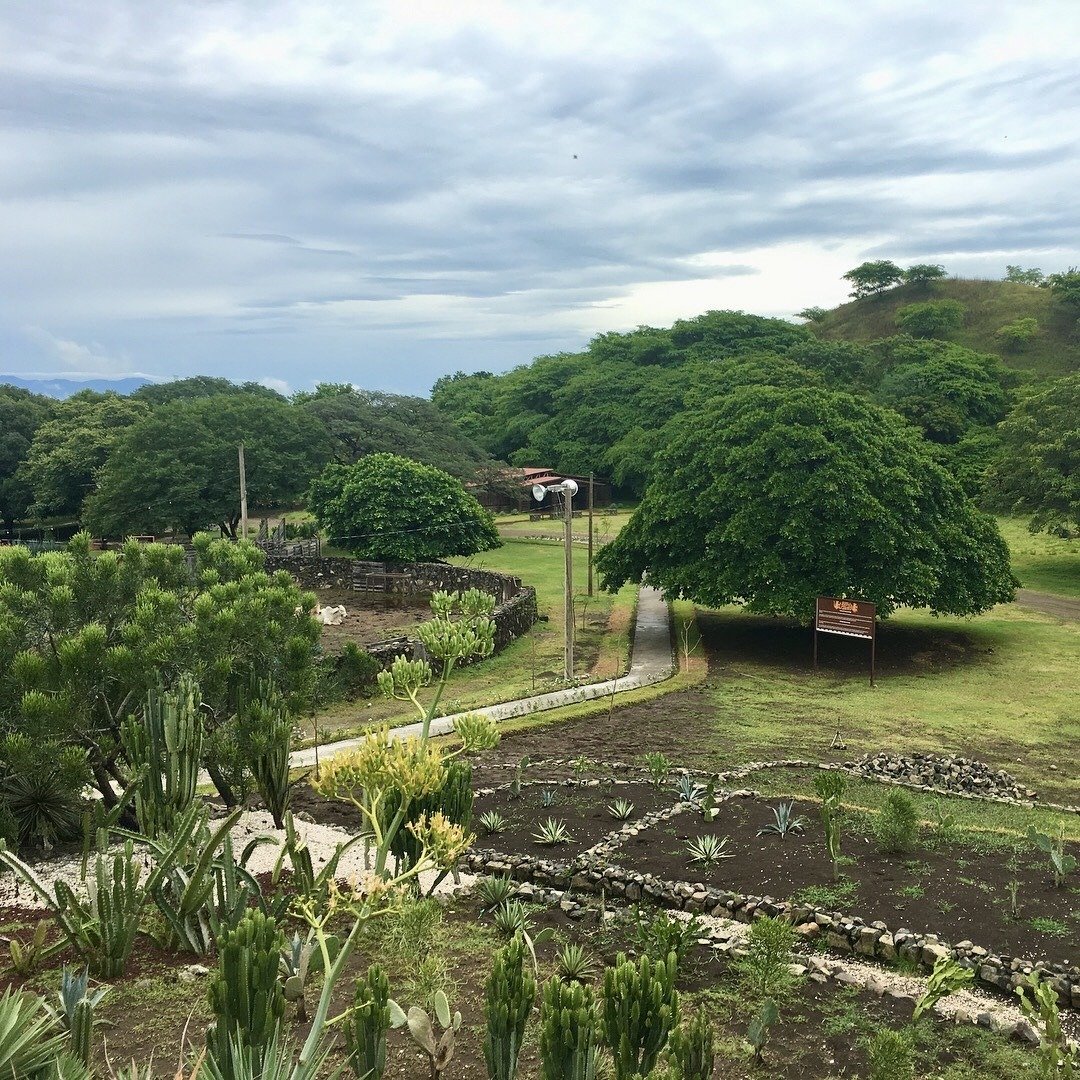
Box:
997, 515, 1080, 597
694, 601, 1080, 802
310, 537, 637, 742
493, 508, 636, 541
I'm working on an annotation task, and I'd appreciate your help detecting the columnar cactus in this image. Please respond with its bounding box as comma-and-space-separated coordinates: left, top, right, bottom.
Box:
345, 964, 397, 1080
483, 936, 536, 1080
601, 952, 680, 1080
122, 674, 203, 838
70, 998, 94, 1066
539, 977, 600, 1080
207, 911, 285, 1069
668, 1009, 714, 1080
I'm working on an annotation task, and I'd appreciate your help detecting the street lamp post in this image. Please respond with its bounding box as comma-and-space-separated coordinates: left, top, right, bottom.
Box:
533, 477, 579, 681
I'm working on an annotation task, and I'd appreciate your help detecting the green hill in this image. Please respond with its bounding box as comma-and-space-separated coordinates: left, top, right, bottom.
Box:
811, 278, 1079, 379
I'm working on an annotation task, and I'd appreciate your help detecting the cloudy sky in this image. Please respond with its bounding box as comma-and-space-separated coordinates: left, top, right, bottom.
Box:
2, 1, 1078, 395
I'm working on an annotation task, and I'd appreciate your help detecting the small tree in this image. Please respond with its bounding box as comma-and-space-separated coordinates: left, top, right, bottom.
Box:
995, 317, 1039, 352
902, 263, 947, 285
795, 306, 828, 323
894, 300, 965, 339
1044, 267, 1080, 309
842, 260, 904, 299
1005, 265, 1044, 285
308, 453, 501, 561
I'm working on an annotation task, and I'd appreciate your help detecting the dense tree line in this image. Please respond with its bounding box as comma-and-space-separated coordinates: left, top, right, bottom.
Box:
0, 377, 498, 540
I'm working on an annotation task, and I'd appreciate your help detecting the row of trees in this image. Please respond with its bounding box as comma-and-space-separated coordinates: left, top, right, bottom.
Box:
0, 378, 499, 540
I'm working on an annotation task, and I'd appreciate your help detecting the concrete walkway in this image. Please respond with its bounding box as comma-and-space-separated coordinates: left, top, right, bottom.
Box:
289, 585, 674, 768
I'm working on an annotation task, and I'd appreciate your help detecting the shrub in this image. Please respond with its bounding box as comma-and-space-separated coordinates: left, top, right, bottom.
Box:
895, 300, 965, 338
996, 317, 1039, 352
865, 1026, 915, 1080
735, 917, 798, 1000
632, 910, 702, 967
335, 643, 382, 697
875, 792, 921, 855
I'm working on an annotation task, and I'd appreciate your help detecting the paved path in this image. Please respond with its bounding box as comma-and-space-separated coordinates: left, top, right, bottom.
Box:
1014, 589, 1080, 621
289, 586, 674, 768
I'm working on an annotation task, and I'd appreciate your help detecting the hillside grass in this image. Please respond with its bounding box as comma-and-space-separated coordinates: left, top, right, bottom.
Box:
997, 516, 1080, 597
813, 278, 1080, 378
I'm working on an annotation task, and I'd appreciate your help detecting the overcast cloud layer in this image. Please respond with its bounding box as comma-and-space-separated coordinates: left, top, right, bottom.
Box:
2, 1, 1079, 394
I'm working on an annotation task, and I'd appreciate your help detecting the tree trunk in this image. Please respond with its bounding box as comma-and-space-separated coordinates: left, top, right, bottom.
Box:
205, 760, 238, 806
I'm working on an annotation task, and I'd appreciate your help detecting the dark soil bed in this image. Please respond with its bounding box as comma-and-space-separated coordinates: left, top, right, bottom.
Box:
473, 781, 679, 858
613, 796, 1080, 965
313, 585, 433, 652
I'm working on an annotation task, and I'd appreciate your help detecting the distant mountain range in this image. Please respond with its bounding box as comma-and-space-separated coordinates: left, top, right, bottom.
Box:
0, 375, 151, 398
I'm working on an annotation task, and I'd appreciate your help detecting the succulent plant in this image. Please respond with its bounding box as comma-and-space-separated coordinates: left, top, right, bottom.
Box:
607, 799, 636, 821
532, 818, 573, 846
556, 943, 597, 984
757, 801, 807, 838
684, 834, 734, 864
479, 810, 509, 835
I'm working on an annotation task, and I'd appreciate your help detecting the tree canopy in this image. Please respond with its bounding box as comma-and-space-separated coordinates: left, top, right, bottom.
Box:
595, 385, 1016, 619
307, 453, 501, 562
0, 386, 54, 537
20, 392, 149, 518
894, 299, 966, 339
842, 260, 905, 298
989, 374, 1079, 532
83, 394, 332, 538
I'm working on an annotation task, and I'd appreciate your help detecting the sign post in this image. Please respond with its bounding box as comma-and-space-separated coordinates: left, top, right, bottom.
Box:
814, 596, 877, 686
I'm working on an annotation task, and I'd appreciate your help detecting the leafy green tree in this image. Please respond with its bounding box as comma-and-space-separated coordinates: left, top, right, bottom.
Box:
0, 533, 319, 806
0, 386, 54, 538
995, 317, 1039, 352
875, 347, 1011, 443
933, 428, 1002, 501
842, 260, 904, 299
20, 392, 149, 518
132, 377, 284, 406
83, 394, 332, 538
308, 453, 501, 561
989, 374, 1079, 533
894, 300, 965, 339
902, 264, 947, 285
595, 385, 1016, 619
1005, 265, 1044, 286
1044, 267, 1080, 309
296, 383, 492, 480
795, 306, 827, 323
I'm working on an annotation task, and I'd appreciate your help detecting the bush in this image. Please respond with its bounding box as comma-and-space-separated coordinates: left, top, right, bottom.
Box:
734, 917, 797, 1000
335, 643, 382, 697
895, 300, 965, 338
875, 792, 921, 855
865, 1026, 916, 1080
996, 317, 1039, 352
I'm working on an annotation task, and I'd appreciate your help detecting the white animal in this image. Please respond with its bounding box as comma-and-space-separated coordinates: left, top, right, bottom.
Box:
317, 604, 347, 626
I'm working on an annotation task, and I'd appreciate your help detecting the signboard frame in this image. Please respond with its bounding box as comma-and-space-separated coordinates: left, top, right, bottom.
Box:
814, 596, 878, 686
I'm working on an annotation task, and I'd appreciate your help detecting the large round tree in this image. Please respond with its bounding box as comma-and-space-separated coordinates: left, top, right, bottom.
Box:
308, 453, 501, 561
596, 385, 1016, 619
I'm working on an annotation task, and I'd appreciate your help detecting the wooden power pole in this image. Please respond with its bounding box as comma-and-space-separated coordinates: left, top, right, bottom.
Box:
238, 442, 249, 540
587, 471, 594, 596
563, 485, 575, 681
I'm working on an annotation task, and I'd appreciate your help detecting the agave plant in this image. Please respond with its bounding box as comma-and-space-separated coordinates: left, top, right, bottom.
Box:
539, 789, 558, 809
479, 810, 509, 835
556, 942, 597, 983
607, 799, 636, 821
0, 987, 69, 1076
757, 802, 808, 839
685, 835, 735, 864
674, 774, 706, 806
476, 875, 517, 910
532, 818, 573, 846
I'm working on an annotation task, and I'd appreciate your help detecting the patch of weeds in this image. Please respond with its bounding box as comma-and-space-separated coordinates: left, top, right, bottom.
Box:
897, 884, 925, 900
937, 900, 956, 915
902, 859, 931, 877
1028, 916, 1071, 938
794, 878, 859, 909
820, 987, 875, 1038
889, 955, 923, 977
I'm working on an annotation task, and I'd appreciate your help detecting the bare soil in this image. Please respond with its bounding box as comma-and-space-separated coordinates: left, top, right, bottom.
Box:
612, 795, 1080, 966
312, 586, 433, 652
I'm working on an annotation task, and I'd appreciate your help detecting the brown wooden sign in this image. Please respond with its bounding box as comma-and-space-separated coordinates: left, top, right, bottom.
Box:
815, 596, 876, 640
814, 596, 878, 686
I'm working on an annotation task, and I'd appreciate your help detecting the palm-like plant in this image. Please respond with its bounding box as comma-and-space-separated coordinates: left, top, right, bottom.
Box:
479, 810, 509, 835
757, 802, 807, 839
0, 987, 69, 1076
477, 875, 517, 910
556, 943, 597, 983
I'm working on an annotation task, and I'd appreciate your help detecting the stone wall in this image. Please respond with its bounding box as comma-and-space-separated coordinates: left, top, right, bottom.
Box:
266, 554, 538, 665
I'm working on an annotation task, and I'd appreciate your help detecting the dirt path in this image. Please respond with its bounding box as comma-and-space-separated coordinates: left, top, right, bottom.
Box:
1014, 589, 1080, 620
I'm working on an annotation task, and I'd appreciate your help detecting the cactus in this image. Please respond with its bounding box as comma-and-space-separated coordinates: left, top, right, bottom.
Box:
47, 966, 110, 1068
70, 999, 94, 1067
207, 911, 286, 1070
345, 964, 407, 1080
242, 696, 294, 830
483, 936, 536, 1080
404, 990, 461, 1079
538, 977, 600, 1080
121, 675, 203, 838
380, 759, 473, 869
601, 952, 680, 1080
668, 1009, 714, 1080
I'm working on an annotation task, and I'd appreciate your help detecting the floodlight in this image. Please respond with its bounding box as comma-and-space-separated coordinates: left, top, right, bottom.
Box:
561, 478, 578, 496
532, 484, 547, 502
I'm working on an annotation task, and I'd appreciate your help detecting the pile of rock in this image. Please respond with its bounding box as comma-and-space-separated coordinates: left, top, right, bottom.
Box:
844, 752, 1037, 803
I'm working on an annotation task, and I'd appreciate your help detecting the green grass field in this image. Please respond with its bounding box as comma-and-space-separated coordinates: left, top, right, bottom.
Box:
997, 516, 1080, 597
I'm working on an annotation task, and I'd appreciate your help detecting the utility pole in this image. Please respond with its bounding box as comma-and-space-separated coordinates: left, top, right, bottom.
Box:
563, 483, 575, 681
587, 471, 594, 596
238, 442, 248, 540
